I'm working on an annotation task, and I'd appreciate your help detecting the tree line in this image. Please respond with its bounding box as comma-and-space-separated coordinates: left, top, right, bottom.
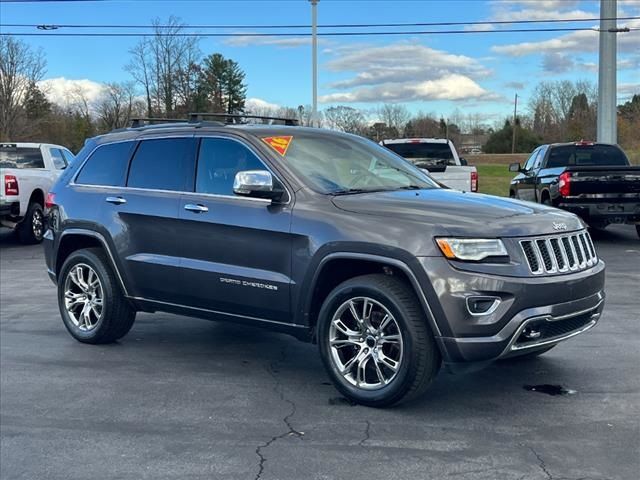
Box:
1, 26, 638, 157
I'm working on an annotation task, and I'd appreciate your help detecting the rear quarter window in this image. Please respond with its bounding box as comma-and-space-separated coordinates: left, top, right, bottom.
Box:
0, 145, 45, 169
75, 141, 136, 186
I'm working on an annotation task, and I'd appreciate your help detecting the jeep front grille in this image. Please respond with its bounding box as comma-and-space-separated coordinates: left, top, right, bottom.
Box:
520, 230, 597, 275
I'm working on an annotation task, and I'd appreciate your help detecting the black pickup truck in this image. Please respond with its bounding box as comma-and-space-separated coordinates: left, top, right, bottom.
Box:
509, 141, 640, 237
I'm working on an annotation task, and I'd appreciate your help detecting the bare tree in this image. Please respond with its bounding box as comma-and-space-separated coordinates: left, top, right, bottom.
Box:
126, 16, 200, 117
96, 82, 142, 130
324, 106, 367, 134
0, 36, 46, 140
377, 104, 410, 137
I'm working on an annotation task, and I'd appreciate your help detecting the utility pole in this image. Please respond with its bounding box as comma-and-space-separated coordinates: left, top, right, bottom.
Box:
597, 0, 617, 143
310, 0, 319, 128
511, 93, 518, 153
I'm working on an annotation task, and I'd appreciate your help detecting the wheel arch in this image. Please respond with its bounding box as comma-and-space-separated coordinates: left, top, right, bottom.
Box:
56, 229, 129, 296
29, 188, 45, 207
304, 252, 443, 340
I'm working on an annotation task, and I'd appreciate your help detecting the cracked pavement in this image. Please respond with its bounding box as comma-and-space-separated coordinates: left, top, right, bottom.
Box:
1, 225, 639, 480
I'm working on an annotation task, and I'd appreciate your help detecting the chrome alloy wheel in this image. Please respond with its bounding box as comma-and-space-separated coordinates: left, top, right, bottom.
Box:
329, 297, 404, 390
63, 263, 104, 331
32, 208, 43, 240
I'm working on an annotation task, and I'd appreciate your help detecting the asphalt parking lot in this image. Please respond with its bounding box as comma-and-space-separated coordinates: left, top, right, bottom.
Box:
0, 226, 638, 480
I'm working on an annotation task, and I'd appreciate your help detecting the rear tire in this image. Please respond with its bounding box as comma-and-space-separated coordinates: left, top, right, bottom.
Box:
541, 196, 552, 206
58, 248, 136, 344
318, 274, 440, 407
17, 202, 44, 244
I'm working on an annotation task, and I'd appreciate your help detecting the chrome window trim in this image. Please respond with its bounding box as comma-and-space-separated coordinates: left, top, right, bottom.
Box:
70, 134, 292, 205
69, 183, 274, 204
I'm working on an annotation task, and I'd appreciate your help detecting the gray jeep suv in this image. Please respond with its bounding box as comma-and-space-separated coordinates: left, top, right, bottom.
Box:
43, 118, 605, 407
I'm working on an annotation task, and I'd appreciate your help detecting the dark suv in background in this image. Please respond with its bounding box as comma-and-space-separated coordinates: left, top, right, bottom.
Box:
44, 116, 605, 407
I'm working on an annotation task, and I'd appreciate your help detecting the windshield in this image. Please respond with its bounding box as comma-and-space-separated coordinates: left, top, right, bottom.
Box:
383, 142, 457, 167
277, 133, 439, 194
546, 145, 629, 168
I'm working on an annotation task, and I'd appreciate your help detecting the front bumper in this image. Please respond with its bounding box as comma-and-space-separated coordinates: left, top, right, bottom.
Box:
416, 257, 605, 368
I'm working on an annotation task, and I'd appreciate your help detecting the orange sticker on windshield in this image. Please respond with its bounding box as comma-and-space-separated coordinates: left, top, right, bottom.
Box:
261, 136, 293, 156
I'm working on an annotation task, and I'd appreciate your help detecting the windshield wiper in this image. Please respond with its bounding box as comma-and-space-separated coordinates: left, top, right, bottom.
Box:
330, 188, 390, 196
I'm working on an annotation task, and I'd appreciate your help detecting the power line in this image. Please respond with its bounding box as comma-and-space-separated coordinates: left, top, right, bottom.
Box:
1, 16, 638, 30
0, 27, 613, 37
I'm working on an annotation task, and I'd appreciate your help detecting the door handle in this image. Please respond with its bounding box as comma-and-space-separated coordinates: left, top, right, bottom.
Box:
105, 196, 127, 205
184, 203, 208, 213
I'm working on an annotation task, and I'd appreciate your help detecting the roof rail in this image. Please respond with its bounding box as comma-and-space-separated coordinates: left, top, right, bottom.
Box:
188, 112, 299, 126
129, 118, 188, 128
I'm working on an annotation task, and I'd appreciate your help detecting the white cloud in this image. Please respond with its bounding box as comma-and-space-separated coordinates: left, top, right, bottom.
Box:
619, 83, 640, 96
320, 74, 497, 104
38, 77, 106, 107
224, 35, 326, 48
245, 97, 281, 112
319, 41, 496, 104
492, 19, 640, 56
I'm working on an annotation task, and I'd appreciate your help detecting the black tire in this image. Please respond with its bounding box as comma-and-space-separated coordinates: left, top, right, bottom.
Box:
318, 274, 440, 407
58, 247, 136, 344
17, 201, 44, 244
636, 225, 640, 239
503, 345, 556, 361
541, 196, 552, 206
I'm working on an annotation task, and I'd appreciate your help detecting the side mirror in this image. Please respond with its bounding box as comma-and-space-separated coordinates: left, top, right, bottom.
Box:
509, 162, 521, 173
460, 158, 468, 166
233, 170, 283, 201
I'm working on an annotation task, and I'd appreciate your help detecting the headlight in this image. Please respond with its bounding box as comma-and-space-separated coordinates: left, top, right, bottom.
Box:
436, 238, 508, 261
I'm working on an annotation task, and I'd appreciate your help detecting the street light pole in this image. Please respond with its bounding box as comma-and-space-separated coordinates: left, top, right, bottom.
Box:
511, 93, 518, 154
597, 0, 617, 143
310, 0, 319, 128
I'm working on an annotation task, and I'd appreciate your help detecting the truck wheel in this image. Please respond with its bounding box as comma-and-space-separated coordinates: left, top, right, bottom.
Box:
58, 248, 136, 344
317, 274, 440, 407
17, 201, 44, 244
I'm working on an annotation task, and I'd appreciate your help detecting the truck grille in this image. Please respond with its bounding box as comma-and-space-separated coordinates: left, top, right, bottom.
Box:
520, 230, 597, 275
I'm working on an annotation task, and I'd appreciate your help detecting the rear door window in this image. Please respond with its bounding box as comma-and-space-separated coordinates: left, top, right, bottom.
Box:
50, 148, 68, 169
0, 145, 45, 169
127, 138, 196, 192
76, 141, 136, 186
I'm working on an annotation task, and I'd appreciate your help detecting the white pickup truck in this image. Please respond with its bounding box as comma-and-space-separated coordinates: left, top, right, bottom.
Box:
1, 143, 74, 244
381, 138, 478, 192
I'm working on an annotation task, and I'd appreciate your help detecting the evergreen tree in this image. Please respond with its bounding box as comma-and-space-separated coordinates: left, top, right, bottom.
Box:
23, 81, 51, 120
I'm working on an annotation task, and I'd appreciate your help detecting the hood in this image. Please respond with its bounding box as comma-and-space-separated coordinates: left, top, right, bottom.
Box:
331, 189, 584, 237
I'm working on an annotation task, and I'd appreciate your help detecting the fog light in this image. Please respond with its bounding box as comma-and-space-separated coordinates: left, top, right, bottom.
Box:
466, 296, 501, 316
522, 327, 541, 339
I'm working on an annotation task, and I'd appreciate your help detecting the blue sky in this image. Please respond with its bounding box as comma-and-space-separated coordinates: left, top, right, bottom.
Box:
1, 0, 639, 123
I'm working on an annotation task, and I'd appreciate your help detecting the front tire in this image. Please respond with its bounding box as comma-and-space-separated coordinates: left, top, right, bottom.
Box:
58, 248, 136, 344
318, 274, 440, 407
17, 201, 44, 244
